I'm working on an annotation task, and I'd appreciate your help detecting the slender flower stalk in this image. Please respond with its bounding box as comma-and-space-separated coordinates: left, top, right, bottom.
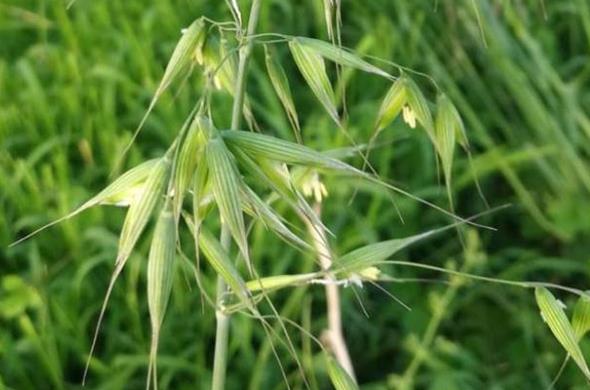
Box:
305, 202, 356, 380
212, 1, 262, 389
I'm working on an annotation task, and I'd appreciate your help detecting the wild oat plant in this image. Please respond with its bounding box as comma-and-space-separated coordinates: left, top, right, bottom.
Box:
11, 1, 590, 389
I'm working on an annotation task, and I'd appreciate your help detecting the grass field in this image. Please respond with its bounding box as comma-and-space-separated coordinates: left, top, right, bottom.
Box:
2, 1, 590, 389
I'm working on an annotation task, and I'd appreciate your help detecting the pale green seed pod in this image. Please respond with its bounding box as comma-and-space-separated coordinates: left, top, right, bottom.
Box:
117, 155, 170, 267
147, 206, 176, 333
206, 137, 250, 269
536, 287, 590, 379
146, 203, 177, 389
295, 36, 391, 79
264, 44, 301, 142
289, 38, 339, 125
172, 115, 213, 220
326, 354, 358, 390
573, 293, 590, 340
374, 77, 407, 132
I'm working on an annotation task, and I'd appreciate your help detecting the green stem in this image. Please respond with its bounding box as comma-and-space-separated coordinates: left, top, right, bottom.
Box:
211, 228, 231, 390
230, 0, 261, 131
305, 203, 356, 381
212, 1, 261, 389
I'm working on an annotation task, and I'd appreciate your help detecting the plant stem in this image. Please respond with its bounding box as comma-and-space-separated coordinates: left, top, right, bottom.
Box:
211, 227, 231, 390
211, 1, 261, 389
306, 203, 356, 381
231, 0, 261, 131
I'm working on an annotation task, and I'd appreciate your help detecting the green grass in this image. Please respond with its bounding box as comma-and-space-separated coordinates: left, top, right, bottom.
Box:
2, 0, 590, 389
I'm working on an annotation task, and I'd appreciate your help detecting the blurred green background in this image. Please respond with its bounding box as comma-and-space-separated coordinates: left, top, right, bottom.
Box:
2, 0, 590, 389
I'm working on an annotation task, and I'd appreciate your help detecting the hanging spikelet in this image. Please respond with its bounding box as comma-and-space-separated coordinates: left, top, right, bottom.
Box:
536, 287, 590, 380
84, 155, 170, 384
146, 203, 177, 389
264, 44, 301, 142
289, 38, 339, 125
206, 136, 251, 270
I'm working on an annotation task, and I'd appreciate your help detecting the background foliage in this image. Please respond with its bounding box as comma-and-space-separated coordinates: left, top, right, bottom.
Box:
1, 0, 590, 389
